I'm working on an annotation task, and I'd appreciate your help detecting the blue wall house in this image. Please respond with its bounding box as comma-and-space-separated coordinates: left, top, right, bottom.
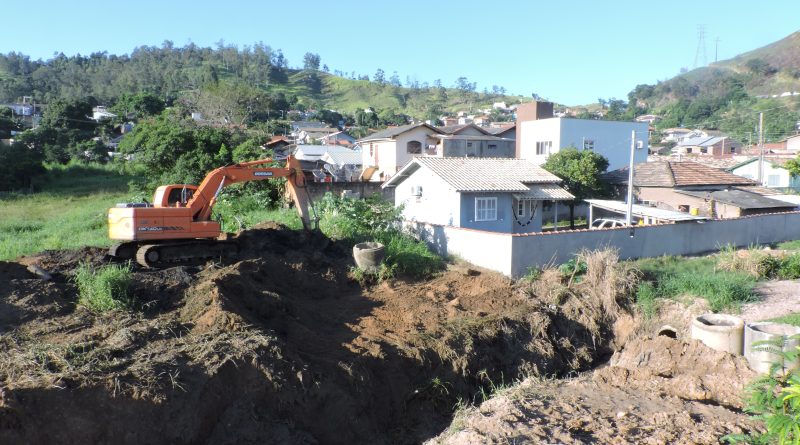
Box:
382, 157, 574, 234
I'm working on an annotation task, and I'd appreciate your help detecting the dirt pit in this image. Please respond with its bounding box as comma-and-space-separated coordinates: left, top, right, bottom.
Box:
0, 223, 635, 444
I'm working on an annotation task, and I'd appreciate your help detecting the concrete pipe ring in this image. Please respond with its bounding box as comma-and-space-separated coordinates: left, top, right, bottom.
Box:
691, 313, 744, 355
744, 322, 800, 374
353, 242, 385, 272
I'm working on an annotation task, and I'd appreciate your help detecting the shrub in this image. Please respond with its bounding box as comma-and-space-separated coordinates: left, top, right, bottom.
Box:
378, 232, 443, 279
74, 262, 133, 312
727, 341, 800, 444
318, 193, 442, 281
778, 253, 800, 280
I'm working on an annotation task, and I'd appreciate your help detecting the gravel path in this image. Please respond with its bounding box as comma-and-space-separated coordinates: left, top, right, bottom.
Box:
741, 280, 800, 322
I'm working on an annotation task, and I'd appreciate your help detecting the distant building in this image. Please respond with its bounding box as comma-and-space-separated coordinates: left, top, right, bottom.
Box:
358, 123, 515, 182
675, 136, 742, 156
517, 101, 649, 171
604, 161, 793, 218
728, 157, 800, 190
92, 106, 117, 121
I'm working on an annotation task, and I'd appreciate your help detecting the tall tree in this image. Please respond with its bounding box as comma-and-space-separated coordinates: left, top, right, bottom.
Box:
542, 147, 610, 229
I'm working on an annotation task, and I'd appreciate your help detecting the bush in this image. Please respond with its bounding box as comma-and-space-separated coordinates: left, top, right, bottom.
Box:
318, 193, 442, 281
74, 262, 133, 312
727, 342, 800, 444
778, 254, 800, 280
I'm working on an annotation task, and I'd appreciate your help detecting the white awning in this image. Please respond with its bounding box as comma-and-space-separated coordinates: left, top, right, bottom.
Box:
513, 184, 575, 201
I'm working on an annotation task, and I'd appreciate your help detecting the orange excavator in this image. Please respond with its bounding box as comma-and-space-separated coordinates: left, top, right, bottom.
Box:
107, 155, 316, 267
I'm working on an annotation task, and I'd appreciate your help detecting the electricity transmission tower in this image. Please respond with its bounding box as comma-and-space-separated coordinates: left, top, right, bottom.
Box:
694, 25, 707, 69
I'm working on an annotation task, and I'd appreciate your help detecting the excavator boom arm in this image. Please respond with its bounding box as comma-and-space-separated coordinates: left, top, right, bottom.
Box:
187, 155, 314, 229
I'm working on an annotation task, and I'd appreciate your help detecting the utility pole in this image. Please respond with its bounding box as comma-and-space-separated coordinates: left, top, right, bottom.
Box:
758, 112, 764, 184
626, 130, 636, 226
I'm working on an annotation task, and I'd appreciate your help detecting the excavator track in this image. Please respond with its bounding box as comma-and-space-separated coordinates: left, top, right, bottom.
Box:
135, 240, 239, 268
109, 242, 139, 260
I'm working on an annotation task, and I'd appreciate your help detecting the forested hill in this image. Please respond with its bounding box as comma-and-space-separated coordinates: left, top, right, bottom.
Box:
624, 31, 800, 143
0, 42, 524, 122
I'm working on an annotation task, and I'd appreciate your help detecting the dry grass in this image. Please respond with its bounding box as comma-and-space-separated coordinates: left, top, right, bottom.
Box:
716, 245, 785, 278
527, 248, 640, 340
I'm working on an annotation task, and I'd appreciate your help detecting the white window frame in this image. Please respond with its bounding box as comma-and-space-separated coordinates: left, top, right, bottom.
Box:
583, 139, 594, 150
767, 174, 781, 187
475, 197, 498, 221
535, 141, 552, 155
516, 200, 525, 217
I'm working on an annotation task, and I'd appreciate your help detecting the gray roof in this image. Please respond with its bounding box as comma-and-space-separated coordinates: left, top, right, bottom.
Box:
675, 189, 796, 210
383, 157, 562, 192
294, 144, 355, 160
514, 184, 575, 201
437, 124, 491, 135
322, 150, 362, 166
677, 136, 728, 147
358, 123, 441, 142
486, 125, 515, 135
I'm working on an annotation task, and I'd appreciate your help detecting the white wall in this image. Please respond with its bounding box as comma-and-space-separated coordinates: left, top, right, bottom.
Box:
394, 167, 461, 226
413, 212, 800, 278
518, 118, 649, 171
731, 161, 791, 187
410, 223, 515, 276
787, 135, 800, 152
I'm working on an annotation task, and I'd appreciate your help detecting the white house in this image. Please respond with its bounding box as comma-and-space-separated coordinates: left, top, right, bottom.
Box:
92, 106, 117, 121
358, 123, 516, 182
382, 157, 574, 234
518, 116, 649, 171
728, 157, 800, 190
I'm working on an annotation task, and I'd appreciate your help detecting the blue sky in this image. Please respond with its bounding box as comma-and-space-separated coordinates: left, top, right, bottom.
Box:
3, 0, 798, 105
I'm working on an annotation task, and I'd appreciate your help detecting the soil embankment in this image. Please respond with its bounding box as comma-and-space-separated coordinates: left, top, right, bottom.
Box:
0, 223, 632, 444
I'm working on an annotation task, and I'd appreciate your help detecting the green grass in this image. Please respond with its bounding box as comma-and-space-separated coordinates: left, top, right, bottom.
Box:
777, 240, 800, 251
634, 254, 757, 314
767, 313, 800, 327
0, 163, 133, 260
74, 262, 133, 312
542, 217, 588, 229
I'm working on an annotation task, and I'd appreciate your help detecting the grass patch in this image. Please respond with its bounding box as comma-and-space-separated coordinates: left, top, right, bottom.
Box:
658, 272, 757, 312
777, 240, 800, 251
0, 162, 134, 260
633, 253, 757, 314
74, 262, 133, 312
767, 313, 800, 327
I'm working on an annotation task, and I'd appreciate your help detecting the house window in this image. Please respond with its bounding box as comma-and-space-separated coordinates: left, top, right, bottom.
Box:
535, 141, 552, 155
516, 200, 525, 217
488, 144, 497, 150
583, 139, 594, 150
407, 141, 422, 154
467, 142, 473, 148
730, 146, 736, 154
475, 197, 498, 221
369, 143, 374, 157
768, 175, 780, 187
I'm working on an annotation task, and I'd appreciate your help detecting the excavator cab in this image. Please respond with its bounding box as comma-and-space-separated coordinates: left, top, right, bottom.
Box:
153, 185, 198, 208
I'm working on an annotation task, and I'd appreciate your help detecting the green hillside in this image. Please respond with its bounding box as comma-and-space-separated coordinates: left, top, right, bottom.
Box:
621, 30, 800, 142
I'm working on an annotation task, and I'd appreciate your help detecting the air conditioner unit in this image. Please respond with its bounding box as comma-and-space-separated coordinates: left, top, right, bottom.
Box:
411, 185, 423, 197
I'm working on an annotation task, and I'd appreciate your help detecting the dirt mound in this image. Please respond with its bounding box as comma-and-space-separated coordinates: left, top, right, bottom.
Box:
430, 336, 759, 445
0, 224, 635, 444
596, 336, 756, 407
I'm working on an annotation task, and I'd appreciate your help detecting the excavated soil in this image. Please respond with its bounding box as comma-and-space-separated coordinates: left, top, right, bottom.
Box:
429, 336, 761, 445
0, 223, 633, 444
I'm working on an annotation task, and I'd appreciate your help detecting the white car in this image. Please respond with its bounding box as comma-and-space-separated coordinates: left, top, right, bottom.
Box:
590, 218, 627, 229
